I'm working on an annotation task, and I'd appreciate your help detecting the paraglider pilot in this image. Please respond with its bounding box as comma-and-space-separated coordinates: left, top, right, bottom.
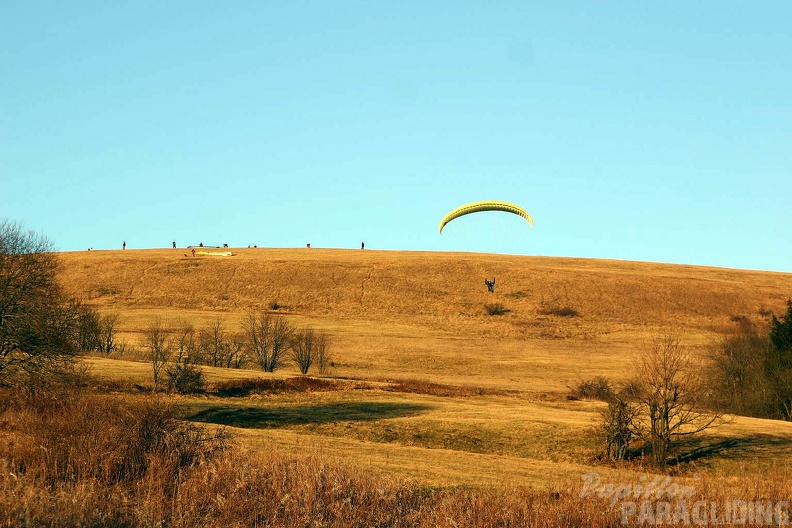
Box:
485, 278, 495, 293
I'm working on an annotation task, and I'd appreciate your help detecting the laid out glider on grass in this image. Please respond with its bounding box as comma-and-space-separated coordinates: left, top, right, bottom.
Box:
196, 251, 234, 257
438, 200, 534, 234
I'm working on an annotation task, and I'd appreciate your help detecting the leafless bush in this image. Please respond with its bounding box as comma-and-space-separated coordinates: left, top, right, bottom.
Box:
540, 305, 579, 317
569, 376, 614, 401
166, 363, 206, 394
484, 302, 509, 316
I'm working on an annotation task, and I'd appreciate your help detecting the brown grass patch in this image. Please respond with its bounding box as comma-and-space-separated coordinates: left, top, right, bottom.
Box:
380, 378, 517, 398
210, 376, 368, 397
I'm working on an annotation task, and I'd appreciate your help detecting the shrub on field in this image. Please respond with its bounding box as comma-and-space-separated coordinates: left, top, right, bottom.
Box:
569, 376, 615, 402
484, 302, 509, 316
166, 363, 206, 394
540, 305, 579, 317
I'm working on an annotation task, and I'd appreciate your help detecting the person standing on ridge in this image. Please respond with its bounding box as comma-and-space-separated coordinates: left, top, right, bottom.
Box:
122, 241, 126, 250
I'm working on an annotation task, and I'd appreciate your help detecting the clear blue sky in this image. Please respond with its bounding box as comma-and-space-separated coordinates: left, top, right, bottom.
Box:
2, 2, 790, 272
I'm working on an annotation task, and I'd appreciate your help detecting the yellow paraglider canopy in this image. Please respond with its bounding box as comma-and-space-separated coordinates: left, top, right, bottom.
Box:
438, 200, 533, 234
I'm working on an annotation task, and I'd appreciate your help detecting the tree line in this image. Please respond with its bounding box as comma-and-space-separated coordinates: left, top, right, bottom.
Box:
144, 314, 331, 392
0, 220, 331, 391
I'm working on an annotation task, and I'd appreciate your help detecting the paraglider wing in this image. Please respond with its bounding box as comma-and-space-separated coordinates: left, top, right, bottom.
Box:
438, 200, 534, 234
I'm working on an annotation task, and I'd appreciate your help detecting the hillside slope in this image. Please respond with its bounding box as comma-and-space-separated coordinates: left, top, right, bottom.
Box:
60, 247, 792, 340
56, 248, 792, 487
57, 248, 792, 390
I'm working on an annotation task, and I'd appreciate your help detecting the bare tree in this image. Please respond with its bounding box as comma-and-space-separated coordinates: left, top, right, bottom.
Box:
769, 300, 792, 419
626, 335, 723, 467
144, 319, 171, 391
291, 327, 316, 375
76, 304, 102, 352
201, 318, 235, 368
226, 332, 247, 368
242, 312, 294, 372
199, 319, 247, 368
200, 320, 221, 367
708, 329, 778, 418
315, 331, 331, 375
707, 306, 792, 421
98, 313, 120, 355
165, 322, 205, 394
601, 396, 640, 461
172, 322, 199, 365
0, 221, 82, 385
291, 328, 331, 375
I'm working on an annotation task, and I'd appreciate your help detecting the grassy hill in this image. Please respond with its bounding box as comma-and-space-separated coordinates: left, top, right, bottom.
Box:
60, 247, 792, 386
56, 247, 792, 488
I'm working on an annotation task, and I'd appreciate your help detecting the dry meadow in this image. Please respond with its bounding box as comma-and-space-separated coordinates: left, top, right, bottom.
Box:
21, 246, 792, 525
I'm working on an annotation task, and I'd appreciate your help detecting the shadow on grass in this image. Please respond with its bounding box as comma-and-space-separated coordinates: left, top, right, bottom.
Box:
187, 401, 431, 429
669, 434, 792, 466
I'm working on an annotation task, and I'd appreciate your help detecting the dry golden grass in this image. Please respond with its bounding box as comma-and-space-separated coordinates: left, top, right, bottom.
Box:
60, 248, 792, 386
56, 248, 792, 492
6, 385, 792, 527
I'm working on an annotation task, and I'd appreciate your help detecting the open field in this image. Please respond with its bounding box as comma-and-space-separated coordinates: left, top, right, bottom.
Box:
60, 248, 792, 491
